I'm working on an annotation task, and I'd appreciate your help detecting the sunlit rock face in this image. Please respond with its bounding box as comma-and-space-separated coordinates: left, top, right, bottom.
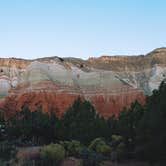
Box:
0, 48, 166, 118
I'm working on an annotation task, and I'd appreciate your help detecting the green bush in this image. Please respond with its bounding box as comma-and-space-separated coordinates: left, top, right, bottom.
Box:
60, 140, 83, 156
111, 135, 123, 143
89, 138, 111, 155
80, 147, 107, 165
111, 135, 123, 148
40, 143, 65, 162
116, 142, 126, 160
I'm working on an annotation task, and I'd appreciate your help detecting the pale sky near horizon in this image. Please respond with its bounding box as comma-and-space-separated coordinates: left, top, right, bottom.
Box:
0, 0, 166, 59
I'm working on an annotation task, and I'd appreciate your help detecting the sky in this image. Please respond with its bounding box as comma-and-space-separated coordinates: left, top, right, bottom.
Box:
0, 0, 166, 59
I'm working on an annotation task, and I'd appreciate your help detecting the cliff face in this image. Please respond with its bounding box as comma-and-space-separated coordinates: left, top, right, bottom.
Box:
0, 81, 145, 119
0, 48, 166, 118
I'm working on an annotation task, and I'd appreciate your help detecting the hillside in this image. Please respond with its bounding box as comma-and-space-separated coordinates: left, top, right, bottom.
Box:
1, 48, 166, 118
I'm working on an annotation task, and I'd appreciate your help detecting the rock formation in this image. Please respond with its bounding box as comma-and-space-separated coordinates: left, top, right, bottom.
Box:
1, 48, 166, 118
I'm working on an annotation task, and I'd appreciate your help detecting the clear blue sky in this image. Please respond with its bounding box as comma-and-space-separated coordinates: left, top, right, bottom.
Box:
0, 0, 166, 59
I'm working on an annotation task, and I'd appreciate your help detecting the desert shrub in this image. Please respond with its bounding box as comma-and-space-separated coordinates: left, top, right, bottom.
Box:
110, 135, 126, 161
89, 138, 111, 155
111, 135, 123, 143
111, 134, 123, 147
60, 140, 83, 157
40, 143, 65, 163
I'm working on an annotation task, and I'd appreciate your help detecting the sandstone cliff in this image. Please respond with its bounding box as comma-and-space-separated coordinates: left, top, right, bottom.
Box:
0, 48, 166, 118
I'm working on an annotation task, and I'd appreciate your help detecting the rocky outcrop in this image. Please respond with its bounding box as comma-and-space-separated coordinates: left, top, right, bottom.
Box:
0, 81, 145, 119
0, 48, 166, 118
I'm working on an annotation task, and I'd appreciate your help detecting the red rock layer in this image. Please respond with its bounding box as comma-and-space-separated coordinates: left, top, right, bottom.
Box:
0, 91, 78, 119
90, 91, 145, 118
0, 81, 145, 119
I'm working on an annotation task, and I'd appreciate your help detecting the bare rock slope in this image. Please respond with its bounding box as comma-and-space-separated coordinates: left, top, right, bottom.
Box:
0, 48, 166, 118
